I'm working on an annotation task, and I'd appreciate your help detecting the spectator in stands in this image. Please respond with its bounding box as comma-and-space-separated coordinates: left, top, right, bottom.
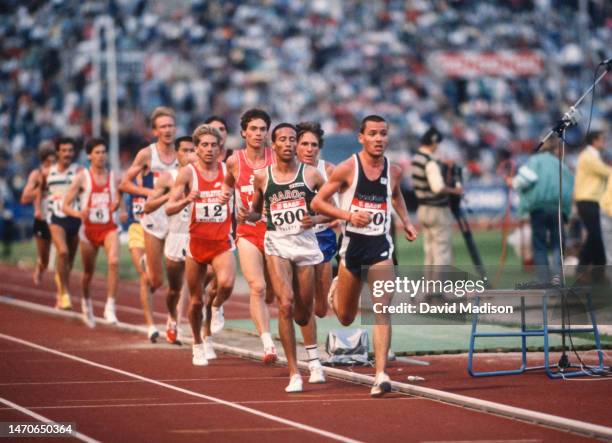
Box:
574, 131, 610, 267
507, 140, 574, 286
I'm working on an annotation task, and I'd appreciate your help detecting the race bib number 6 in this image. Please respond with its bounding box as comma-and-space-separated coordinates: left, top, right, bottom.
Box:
89, 207, 110, 224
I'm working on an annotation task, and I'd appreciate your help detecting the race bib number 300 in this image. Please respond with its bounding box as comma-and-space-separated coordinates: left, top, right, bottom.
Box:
270, 198, 307, 235
346, 198, 386, 236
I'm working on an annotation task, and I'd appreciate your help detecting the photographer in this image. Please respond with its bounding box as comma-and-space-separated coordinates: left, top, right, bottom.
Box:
411, 128, 462, 267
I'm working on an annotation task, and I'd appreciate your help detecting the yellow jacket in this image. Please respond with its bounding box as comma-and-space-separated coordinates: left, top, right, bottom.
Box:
600, 175, 612, 217
574, 146, 612, 202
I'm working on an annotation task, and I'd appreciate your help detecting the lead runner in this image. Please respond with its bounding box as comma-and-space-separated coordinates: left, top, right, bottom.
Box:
311, 114, 417, 397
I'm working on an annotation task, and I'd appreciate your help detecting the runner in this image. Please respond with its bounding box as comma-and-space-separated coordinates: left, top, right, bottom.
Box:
294, 121, 338, 384
42, 137, 83, 310
119, 107, 178, 341
311, 115, 418, 397
144, 135, 194, 344
240, 123, 329, 392
204, 115, 233, 162
20, 141, 57, 285
63, 138, 120, 328
202, 115, 234, 332
221, 108, 277, 363
124, 141, 159, 341
167, 124, 235, 365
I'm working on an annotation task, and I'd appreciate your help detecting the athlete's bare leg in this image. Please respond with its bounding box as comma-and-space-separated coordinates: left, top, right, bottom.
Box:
210, 249, 235, 308
49, 225, 72, 297
237, 238, 270, 335
144, 232, 165, 291
331, 262, 363, 326
313, 261, 332, 317
103, 230, 120, 301
128, 247, 155, 327
367, 260, 394, 376
33, 235, 51, 285
185, 256, 206, 344
165, 258, 184, 322
266, 255, 299, 376
80, 241, 98, 301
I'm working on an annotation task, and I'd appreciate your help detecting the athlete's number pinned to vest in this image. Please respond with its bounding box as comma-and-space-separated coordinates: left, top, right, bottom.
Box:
270, 198, 307, 235
133, 197, 145, 222
89, 207, 110, 224
346, 198, 386, 236
195, 202, 227, 223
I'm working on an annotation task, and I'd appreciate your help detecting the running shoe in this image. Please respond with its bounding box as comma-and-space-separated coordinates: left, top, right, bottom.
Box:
166, 318, 178, 344
58, 292, 72, 310
308, 360, 326, 384
210, 306, 225, 335
263, 346, 278, 365
148, 325, 159, 343
192, 343, 208, 366
370, 372, 392, 398
204, 339, 217, 360
285, 374, 303, 393
81, 298, 95, 329
103, 299, 118, 325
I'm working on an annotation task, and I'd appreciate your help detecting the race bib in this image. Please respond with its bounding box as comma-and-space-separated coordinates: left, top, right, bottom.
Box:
270, 198, 307, 235
346, 198, 386, 236
89, 207, 110, 224
51, 196, 66, 218
195, 202, 227, 223
132, 197, 145, 222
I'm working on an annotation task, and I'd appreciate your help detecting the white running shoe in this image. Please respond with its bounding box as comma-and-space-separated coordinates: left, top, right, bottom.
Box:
103, 299, 118, 325
81, 298, 95, 328
210, 306, 225, 335
370, 372, 392, 398
147, 325, 160, 343
204, 339, 217, 360
192, 343, 208, 366
285, 374, 303, 393
308, 360, 326, 384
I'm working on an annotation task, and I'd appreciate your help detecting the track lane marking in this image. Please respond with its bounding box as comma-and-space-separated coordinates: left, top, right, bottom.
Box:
0, 333, 362, 443
0, 397, 100, 443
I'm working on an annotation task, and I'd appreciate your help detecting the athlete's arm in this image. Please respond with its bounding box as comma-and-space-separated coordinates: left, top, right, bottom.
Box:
390, 164, 417, 241
118, 148, 154, 197
311, 159, 370, 227
238, 168, 264, 224
219, 153, 237, 204
144, 172, 171, 214
166, 166, 196, 216
20, 170, 41, 205
303, 166, 333, 227
63, 170, 85, 220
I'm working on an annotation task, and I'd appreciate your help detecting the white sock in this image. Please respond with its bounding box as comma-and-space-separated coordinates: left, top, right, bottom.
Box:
204, 336, 213, 344
105, 298, 115, 308
261, 332, 274, 349
305, 345, 319, 362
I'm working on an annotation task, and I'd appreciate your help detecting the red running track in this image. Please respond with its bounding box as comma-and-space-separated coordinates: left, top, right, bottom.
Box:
0, 304, 597, 443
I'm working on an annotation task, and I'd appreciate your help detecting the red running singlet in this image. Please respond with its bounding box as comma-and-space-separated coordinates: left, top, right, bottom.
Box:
82, 169, 117, 247
234, 147, 273, 252
188, 163, 233, 264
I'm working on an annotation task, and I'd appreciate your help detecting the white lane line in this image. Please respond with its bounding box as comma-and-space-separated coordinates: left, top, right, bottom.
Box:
0, 397, 416, 411
2, 295, 612, 440
0, 333, 362, 443
0, 377, 285, 386
0, 396, 100, 443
